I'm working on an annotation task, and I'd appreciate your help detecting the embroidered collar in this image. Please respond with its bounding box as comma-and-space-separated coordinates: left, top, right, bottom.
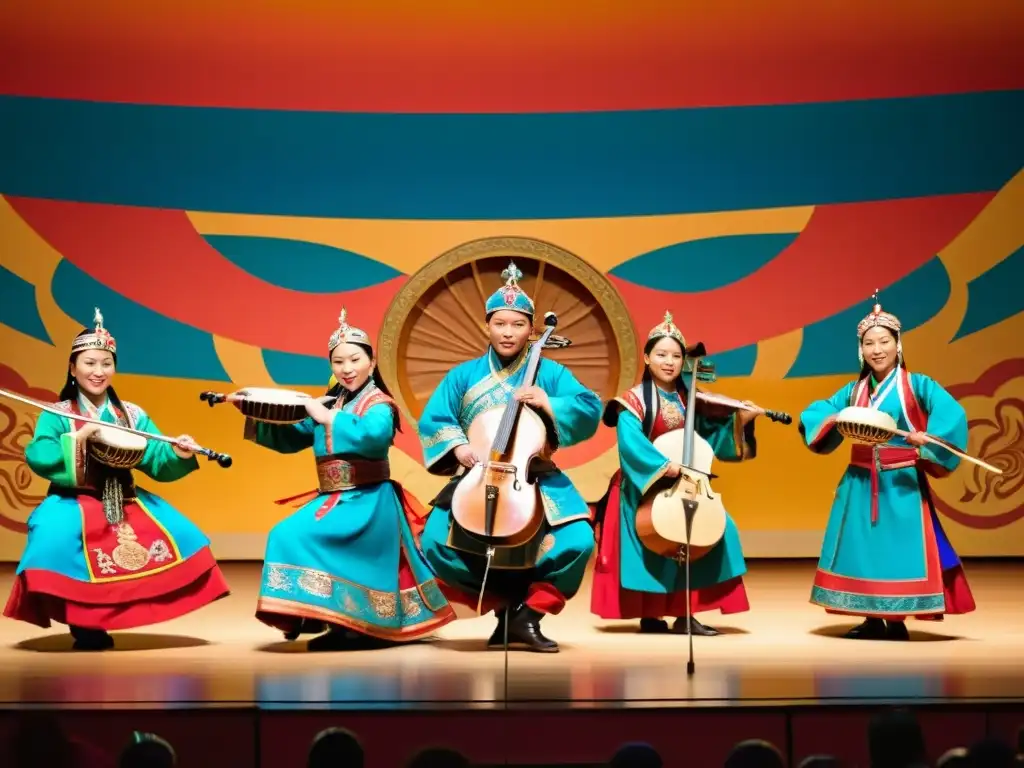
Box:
77, 392, 113, 420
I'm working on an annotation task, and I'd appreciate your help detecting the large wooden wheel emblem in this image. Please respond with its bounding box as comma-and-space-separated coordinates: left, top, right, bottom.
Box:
378, 237, 639, 431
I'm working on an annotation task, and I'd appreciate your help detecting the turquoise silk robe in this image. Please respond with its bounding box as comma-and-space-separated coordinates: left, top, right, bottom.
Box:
248, 383, 454, 640
5, 393, 228, 630
591, 383, 753, 618
417, 347, 602, 612
799, 366, 974, 617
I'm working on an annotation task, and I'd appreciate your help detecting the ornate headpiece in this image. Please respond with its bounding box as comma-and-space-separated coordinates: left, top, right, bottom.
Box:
485, 261, 535, 318
856, 290, 902, 339
647, 311, 686, 349
71, 307, 117, 355
328, 308, 371, 353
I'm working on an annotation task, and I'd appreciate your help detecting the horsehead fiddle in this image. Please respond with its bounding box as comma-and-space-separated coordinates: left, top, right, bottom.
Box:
448, 312, 571, 610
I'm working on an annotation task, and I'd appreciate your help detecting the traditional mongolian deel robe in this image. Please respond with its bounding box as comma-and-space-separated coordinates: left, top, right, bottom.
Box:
249, 381, 455, 640
417, 347, 602, 615
799, 367, 976, 619
4, 394, 229, 630
591, 383, 753, 619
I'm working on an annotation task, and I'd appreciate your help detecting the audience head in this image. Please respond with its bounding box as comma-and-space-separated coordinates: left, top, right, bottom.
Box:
12, 712, 74, 768
725, 739, 786, 768
968, 737, 1015, 768
308, 728, 364, 768
867, 708, 926, 768
799, 756, 843, 768
120, 732, 176, 768
406, 746, 470, 768
610, 742, 663, 768
936, 747, 969, 768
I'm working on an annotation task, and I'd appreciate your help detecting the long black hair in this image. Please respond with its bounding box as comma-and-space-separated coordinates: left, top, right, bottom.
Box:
324, 341, 401, 432
59, 329, 130, 421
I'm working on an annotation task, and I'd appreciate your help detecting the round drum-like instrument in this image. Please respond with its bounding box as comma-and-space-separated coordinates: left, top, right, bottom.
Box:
835, 406, 899, 445
232, 387, 315, 424
88, 426, 147, 469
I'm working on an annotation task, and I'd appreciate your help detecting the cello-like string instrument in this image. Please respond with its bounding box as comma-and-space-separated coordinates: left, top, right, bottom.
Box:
634, 346, 726, 562
639, 342, 716, 677
447, 312, 571, 610
0, 387, 233, 467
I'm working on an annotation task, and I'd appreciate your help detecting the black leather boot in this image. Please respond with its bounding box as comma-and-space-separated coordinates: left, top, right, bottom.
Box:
494, 604, 558, 652
307, 626, 365, 651
639, 618, 670, 633
672, 616, 720, 636
284, 618, 325, 641
70, 625, 114, 651
885, 620, 910, 641
486, 607, 509, 648
844, 618, 886, 639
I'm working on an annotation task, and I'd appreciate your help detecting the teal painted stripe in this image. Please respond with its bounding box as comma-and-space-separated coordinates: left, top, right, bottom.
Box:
0, 265, 51, 344
954, 245, 1024, 340
263, 349, 328, 387
707, 346, 758, 378
787, 257, 952, 378
202, 235, 403, 292
1, 91, 1021, 219
51, 261, 230, 382
611, 233, 799, 291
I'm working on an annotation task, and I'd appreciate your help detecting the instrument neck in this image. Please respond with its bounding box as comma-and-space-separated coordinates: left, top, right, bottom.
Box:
491, 338, 546, 457
680, 368, 700, 467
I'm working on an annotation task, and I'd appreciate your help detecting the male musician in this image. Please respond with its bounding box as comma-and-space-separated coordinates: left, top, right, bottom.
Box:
417, 262, 602, 652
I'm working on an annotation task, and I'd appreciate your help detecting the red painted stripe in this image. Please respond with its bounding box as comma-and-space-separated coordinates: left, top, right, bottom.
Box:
612, 193, 995, 354
1, 7, 1021, 111
4, 196, 616, 467
6, 199, 396, 358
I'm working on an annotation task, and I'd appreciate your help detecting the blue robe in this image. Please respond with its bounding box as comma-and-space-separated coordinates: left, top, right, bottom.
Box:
4, 393, 228, 630
591, 383, 753, 619
417, 347, 601, 613
248, 383, 454, 640
799, 366, 975, 618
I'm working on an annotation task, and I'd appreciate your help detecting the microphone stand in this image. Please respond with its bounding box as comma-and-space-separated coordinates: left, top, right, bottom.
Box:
680, 342, 711, 677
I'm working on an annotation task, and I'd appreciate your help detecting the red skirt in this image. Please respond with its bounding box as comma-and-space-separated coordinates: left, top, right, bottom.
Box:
590, 471, 750, 620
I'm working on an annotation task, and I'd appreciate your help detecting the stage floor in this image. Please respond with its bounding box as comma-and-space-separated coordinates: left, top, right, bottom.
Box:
1, 560, 1022, 710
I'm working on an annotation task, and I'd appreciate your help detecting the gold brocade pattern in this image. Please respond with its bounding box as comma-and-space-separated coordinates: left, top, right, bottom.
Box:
401, 591, 422, 618
261, 563, 448, 630
297, 570, 333, 599
422, 426, 465, 450
266, 566, 291, 593
93, 523, 154, 574
660, 402, 683, 430
538, 533, 556, 558
370, 591, 398, 618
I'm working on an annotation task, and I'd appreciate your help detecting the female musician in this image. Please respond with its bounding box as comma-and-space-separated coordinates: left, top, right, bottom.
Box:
3, 309, 230, 650
799, 297, 976, 640
245, 310, 455, 650
591, 312, 757, 635
417, 262, 602, 653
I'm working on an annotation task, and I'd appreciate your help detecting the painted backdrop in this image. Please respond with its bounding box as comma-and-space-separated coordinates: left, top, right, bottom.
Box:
1, 2, 1022, 560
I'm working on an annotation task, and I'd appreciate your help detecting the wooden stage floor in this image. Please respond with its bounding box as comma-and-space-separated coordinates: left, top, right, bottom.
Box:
1, 560, 1021, 710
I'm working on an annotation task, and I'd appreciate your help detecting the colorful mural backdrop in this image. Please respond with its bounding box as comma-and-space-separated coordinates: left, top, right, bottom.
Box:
1, 3, 1022, 560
